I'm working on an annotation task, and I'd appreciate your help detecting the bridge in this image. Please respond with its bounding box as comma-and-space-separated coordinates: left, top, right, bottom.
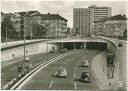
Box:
1, 37, 127, 90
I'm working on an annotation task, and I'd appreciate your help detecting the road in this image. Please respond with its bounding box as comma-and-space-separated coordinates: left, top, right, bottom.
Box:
16, 49, 101, 90
1, 52, 60, 88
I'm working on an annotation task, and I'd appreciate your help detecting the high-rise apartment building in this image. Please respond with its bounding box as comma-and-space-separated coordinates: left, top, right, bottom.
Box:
73, 8, 91, 36
73, 5, 111, 36
88, 5, 111, 21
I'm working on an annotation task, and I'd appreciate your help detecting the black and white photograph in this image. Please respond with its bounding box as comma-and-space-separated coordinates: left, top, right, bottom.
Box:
1, 0, 127, 90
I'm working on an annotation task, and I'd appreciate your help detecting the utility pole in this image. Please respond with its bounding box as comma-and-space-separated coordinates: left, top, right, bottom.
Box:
6, 24, 9, 46
23, 16, 26, 61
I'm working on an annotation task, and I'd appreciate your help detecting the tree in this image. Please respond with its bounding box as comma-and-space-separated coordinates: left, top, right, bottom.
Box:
1, 15, 16, 40
123, 28, 127, 40
31, 23, 48, 39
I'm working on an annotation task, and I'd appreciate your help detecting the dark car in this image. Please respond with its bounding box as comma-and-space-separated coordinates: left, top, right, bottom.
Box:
81, 72, 91, 82
118, 43, 123, 47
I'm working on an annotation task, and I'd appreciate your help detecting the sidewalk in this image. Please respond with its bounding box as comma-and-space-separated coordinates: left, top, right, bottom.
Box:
1, 39, 47, 48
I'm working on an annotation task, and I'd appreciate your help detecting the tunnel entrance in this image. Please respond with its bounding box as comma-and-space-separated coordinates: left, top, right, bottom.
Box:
59, 42, 84, 50
86, 42, 107, 51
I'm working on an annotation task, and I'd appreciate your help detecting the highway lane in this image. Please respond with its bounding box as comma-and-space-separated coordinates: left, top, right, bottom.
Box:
1, 52, 60, 88
18, 49, 101, 90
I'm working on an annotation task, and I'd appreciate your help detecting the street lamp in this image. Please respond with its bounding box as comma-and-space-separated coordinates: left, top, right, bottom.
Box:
5, 24, 9, 45
40, 24, 49, 61
23, 11, 39, 61
23, 11, 29, 61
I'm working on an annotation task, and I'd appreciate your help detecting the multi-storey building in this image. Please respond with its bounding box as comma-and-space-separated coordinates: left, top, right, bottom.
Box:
10, 13, 21, 38
73, 5, 111, 36
40, 13, 68, 38
2, 11, 67, 39
94, 15, 127, 38
73, 8, 91, 36
17, 11, 42, 39
88, 5, 111, 21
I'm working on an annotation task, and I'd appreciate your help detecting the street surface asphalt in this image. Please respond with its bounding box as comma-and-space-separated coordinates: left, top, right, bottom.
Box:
16, 49, 101, 90
1, 52, 60, 88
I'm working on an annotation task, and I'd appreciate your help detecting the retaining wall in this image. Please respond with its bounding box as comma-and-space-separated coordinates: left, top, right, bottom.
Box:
1, 42, 59, 62
91, 52, 109, 90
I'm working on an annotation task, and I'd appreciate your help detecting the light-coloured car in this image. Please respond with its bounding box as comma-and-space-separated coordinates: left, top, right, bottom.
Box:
81, 72, 91, 82
55, 67, 67, 78
83, 60, 89, 67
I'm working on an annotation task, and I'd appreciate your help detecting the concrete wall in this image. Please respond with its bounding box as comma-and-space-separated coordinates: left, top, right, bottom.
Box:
1, 42, 59, 62
91, 52, 109, 90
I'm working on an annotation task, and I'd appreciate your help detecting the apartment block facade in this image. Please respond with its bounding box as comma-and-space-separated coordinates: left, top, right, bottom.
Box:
2, 11, 67, 39
94, 15, 127, 38
73, 8, 91, 36
73, 5, 111, 36
40, 13, 68, 38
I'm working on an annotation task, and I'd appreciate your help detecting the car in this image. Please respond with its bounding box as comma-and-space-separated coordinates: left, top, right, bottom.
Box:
55, 67, 67, 78
83, 60, 89, 67
118, 43, 123, 47
81, 72, 91, 82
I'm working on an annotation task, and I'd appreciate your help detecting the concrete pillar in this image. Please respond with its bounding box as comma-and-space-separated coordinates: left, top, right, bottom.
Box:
83, 42, 86, 49
62, 42, 63, 51
74, 42, 76, 50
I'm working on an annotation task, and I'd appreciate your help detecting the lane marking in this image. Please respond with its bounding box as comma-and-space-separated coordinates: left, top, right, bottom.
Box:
77, 60, 81, 66
74, 82, 77, 90
10, 67, 17, 70
77, 63, 79, 66
14, 51, 76, 90
74, 73, 76, 78
49, 81, 53, 88
75, 67, 76, 71
1, 73, 5, 76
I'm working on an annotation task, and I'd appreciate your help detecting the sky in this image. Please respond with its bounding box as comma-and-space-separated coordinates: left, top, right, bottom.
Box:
1, 0, 128, 27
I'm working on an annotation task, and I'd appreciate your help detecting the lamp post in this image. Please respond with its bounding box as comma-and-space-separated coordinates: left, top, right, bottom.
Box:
23, 11, 39, 61
5, 24, 9, 46
23, 11, 30, 61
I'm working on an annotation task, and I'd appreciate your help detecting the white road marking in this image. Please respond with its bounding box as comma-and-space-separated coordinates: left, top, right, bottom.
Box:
15, 52, 75, 90
74, 73, 76, 78
74, 82, 77, 90
1, 73, 5, 76
75, 67, 76, 71
49, 81, 53, 88
77, 63, 79, 66
77, 60, 81, 66
10, 67, 17, 70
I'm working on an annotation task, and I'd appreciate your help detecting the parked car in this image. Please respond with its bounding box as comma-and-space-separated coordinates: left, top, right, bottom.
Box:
55, 67, 67, 78
81, 72, 91, 82
118, 43, 123, 47
83, 60, 89, 67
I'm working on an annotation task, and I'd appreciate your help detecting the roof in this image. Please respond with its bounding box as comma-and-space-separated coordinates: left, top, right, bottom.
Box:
94, 15, 127, 23
18, 11, 39, 16
40, 13, 67, 21
108, 15, 127, 20
94, 17, 108, 23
